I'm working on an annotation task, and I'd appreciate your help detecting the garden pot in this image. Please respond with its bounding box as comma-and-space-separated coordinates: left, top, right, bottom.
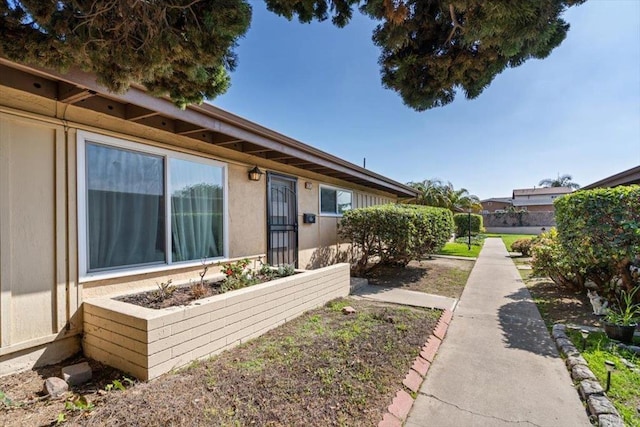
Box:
603, 322, 637, 344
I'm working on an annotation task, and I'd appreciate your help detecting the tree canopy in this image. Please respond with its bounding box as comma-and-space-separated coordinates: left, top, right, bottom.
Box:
406, 178, 481, 212
265, 0, 586, 110
0, 0, 252, 108
1, 0, 585, 110
539, 174, 580, 189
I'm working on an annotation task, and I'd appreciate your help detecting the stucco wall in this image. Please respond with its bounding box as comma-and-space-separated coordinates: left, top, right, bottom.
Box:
0, 112, 81, 372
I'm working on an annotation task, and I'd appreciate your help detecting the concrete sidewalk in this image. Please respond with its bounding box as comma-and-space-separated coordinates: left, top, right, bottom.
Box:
352, 285, 458, 312
405, 238, 590, 427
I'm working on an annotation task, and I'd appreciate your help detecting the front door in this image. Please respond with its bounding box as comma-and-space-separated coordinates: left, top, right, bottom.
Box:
267, 173, 298, 267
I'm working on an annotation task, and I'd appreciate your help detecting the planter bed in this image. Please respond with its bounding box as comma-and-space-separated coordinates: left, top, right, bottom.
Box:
83, 263, 350, 380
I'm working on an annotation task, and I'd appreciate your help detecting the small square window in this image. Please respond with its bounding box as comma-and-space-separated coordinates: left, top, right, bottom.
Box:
320, 186, 352, 215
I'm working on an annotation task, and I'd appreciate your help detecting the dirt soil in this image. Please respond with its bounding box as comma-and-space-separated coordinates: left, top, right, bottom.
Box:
523, 274, 602, 328
365, 256, 474, 299
0, 299, 438, 427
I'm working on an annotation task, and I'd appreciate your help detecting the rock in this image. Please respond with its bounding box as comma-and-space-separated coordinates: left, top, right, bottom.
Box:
566, 355, 588, 369
588, 395, 618, 416
62, 362, 92, 386
626, 345, 640, 355
556, 338, 579, 357
598, 414, 625, 427
619, 357, 636, 369
342, 306, 356, 315
578, 380, 604, 400
44, 377, 68, 399
552, 324, 567, 340
572, 364, 596, 382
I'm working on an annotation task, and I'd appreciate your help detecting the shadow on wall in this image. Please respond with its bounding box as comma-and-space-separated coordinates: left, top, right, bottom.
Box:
305, 245, 352, 270
497, 288, 559, 358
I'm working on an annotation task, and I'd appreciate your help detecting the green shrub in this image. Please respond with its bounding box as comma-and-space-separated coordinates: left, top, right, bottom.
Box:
453, 213, 483, 237
339, 204, 453, 275
554, 185, 640, 297
530, 228, 585, 291
511, 238, 534, 256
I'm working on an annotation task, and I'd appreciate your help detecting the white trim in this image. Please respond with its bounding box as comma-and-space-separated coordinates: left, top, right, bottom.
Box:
319, 184, 353, 217
76, 130, 228, 281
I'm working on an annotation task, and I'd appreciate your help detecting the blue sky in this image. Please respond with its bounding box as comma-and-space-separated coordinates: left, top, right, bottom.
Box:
213, 0, 640, 200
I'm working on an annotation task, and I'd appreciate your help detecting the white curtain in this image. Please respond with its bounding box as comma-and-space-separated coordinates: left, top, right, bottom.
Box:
171, 159, 223, 261
87, 143, 164, 270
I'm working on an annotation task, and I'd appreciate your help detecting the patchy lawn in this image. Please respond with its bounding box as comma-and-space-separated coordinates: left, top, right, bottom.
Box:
366, 257, 474, 299
0, 299, 438, 427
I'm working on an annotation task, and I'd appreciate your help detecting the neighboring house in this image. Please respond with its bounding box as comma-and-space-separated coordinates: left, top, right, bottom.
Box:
581, 165, 640, 190
0, 58, 417, 375
480, 197, 512, 213
481, 187, 573, 213
511, 187, 573, 212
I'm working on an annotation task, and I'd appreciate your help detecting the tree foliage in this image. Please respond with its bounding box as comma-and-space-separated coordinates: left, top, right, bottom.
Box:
538, 174, 580, 189
406, 178, 481, 212
339, 204, 453, 275
0, 0, 252, 108
453, 213, 482, 237
265, 0, 586, 110
554, 185, 640, 297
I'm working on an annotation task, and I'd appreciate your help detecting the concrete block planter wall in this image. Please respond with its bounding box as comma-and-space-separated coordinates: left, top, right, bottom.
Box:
83, 263, 350, 380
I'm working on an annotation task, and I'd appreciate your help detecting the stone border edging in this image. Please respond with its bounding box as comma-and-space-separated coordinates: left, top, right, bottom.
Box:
378, 309, 453, 427
551, 324, 625, 427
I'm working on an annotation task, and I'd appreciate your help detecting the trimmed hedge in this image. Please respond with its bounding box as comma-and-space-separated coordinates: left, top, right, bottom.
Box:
339, 204, 453, 275
453, 213, 483, 237
554, 185, 640, 296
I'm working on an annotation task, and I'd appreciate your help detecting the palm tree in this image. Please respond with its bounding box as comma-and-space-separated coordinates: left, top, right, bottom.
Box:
407, 179, 482, 212
538, 174, 580, 189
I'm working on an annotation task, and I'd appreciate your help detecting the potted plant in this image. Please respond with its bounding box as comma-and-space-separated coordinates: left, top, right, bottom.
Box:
603, 287, 639, 344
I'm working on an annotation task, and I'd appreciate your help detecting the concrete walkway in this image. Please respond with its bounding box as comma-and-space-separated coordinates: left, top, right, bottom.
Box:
352, 285, 458, 312
405, 238, 590, 427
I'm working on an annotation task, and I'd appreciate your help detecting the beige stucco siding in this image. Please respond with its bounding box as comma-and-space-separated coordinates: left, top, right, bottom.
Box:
0, 114, 76, 349
228, 164, 266, 259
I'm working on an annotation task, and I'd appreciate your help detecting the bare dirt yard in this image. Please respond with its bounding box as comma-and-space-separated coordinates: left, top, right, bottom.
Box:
520, 270, 601, 329
365, 256, 474, 299
1, 299, 439, 427
1, 257, 473, 426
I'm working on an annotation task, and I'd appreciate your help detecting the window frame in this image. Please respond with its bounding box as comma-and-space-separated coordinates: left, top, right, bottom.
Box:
77, 130, 229, 281
319, 184, 353, 217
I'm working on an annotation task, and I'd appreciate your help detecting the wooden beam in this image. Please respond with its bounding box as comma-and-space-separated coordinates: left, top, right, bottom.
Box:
0, 64, 57, 99
133, 115, 175, 133
175, 121, 207, 135
57, 82, 95, 104
125, 104, 157, 120
75, 96, 126, 119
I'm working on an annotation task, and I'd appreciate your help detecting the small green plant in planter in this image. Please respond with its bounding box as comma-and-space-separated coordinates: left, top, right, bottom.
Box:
603, 288, 639, 344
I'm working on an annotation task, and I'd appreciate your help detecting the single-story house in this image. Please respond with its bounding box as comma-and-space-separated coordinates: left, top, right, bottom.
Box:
0, 58, 418, 376
581, 165, 640, 190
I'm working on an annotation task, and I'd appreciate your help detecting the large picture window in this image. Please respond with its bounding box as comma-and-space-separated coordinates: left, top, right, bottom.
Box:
320, 185, 352, 215
78, 132, 227, 277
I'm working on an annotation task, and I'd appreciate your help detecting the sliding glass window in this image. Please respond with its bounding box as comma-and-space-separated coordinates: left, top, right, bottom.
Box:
80, 133, 226, 276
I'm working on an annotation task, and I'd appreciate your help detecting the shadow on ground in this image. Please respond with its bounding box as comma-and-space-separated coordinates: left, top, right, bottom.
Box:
497, 288, 559, 358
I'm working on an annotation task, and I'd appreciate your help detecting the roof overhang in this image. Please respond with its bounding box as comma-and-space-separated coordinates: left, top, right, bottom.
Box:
0, 58, 418, 198
581, 166, 640, 190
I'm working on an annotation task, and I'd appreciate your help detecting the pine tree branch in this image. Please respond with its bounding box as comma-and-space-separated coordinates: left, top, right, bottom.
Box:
445, 3, 464, 45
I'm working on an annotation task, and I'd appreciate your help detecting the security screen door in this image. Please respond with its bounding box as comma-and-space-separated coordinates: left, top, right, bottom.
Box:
267, 173, 298, 267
